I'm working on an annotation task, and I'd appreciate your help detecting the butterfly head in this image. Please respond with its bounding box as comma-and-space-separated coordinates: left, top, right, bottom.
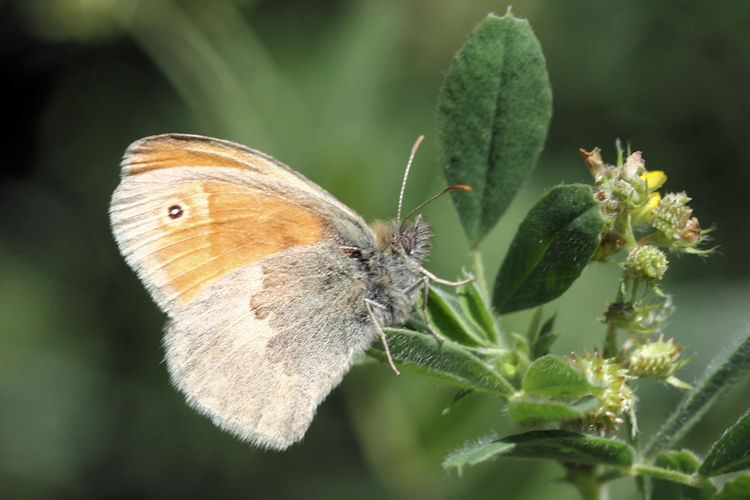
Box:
371, 215, 432, 263
397, 214, 432, 261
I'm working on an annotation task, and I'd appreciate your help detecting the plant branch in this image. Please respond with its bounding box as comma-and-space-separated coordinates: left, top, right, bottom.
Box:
631, 464, 696, 487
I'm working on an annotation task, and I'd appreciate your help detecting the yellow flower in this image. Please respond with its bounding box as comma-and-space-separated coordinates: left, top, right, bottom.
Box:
632, 192, 661, 223
641, 171, 667, 191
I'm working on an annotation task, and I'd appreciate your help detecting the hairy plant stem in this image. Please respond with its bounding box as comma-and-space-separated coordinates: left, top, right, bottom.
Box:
567, 465, 606, 500
603, 324, 618, 359
471, 248, 488, 298
631, 464, 696, 486
621, 214, 636, 247
603, 282, 625, 358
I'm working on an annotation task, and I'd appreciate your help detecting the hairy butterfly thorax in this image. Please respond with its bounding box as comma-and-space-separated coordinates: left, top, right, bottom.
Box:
360, 215, 434, 326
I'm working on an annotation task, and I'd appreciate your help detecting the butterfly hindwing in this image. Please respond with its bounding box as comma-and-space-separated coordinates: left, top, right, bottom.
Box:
164, 244, 375, 449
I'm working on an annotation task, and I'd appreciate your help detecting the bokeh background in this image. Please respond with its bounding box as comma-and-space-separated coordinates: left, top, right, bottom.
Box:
3, 0, 750, 498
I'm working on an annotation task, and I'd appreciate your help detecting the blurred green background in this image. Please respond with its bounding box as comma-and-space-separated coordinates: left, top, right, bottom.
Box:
2, 0, 749, 498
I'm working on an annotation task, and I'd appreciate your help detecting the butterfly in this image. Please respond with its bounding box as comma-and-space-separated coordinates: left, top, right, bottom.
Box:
110, 133, 469, 449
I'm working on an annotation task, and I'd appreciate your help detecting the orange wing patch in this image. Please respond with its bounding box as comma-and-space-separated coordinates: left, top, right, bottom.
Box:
146, 181, 326, 305
124, 135, 265, 175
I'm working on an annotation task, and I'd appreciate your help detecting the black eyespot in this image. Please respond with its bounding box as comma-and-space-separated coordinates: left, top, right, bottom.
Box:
168, 205, 183, 219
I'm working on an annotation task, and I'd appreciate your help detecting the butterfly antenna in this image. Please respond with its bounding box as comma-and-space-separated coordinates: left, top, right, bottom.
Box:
397, 135, 424, 225
400, 184, 472, 232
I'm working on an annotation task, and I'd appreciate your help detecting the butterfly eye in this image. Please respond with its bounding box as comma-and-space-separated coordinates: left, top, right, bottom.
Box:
400, 233, 415, 254
167, 204, 183, 219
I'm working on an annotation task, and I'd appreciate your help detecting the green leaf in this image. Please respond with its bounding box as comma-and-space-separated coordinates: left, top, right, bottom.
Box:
444, 430, 635, 474
715, 474, 750, 500
655, 449, 702, 474
442, 388, 474, 415
700, 410, 750, 476
457, 280, 501, 344
650, 450, 716, 500
423, 285, 487, 346
501, 430, 636, 466
492, 184, 604, 314
538, 313, 555, 336
437, 12, 552, 246
507, 397, 599, 424
368, 328, 514, 396
512, 332, 530, 358
531, 315, 560, 359
646, 330, 750, 459
522, 354, 593, 398
443, 435, 514, 475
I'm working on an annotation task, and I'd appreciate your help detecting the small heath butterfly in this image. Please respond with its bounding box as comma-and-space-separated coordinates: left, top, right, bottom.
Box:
110, 133, 469, 449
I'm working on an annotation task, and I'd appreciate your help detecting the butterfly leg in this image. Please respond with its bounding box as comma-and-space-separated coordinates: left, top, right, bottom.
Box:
365, 299, 401, 375
417, 265, 474, 287
405, 276, 446, 342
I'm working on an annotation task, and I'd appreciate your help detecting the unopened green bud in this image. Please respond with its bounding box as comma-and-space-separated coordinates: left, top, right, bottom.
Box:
628, 336, 684, 378
650, 192, 698, 245
624, 245, 668, 280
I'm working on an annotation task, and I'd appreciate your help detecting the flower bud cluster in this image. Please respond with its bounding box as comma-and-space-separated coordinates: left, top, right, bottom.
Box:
528, 144, 712, 435
581, 145, 710, 260
649, 192, 704, 249
569, 349, 635, 432
581, 148, 656, 238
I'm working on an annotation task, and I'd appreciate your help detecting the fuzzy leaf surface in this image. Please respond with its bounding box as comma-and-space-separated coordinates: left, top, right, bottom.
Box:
522, 354, 593, 398
457, 280, 500, 344
368, 329, 514, 396
423, 286, 486, 346
444, 430, 635, 473
437, 12, 552, 246
493, 185, 603, 314
715, 474, 750, 500
651, 450, 716, 500
700, 410, 750, 476
507, 397, 599, 424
